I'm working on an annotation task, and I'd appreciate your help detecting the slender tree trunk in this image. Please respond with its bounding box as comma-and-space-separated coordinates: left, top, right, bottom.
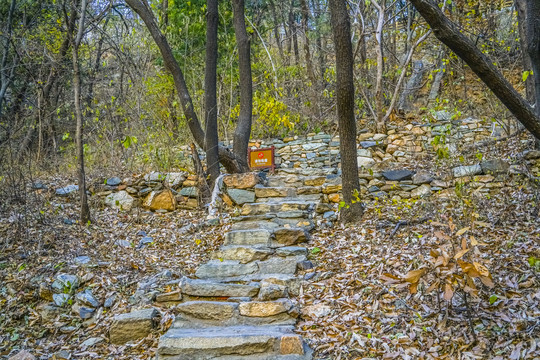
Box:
269, 0, 285, 62
232, 0, 252, 172
71, 0, 90, 224
329, 0, 363, 223
205, 0, 220, 186
312, 0, 327, 84
0, 0, 16, 119
372, 0, 386, 133
515, 0, 534, 103
289, 1, 300, 66
300, 0, 316, 84
410, 0, 540, 140
526, 0, 540, 116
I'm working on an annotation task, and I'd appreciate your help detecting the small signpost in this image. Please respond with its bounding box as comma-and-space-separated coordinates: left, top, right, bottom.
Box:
248, 146, 275, 172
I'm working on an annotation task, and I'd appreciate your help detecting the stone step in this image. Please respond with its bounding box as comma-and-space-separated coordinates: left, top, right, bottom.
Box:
195, 256, 305, 280
230, 217, 314, 232
181, 278, 260, 298
255, 185, 297, 198
241, 201, 315, 216
225, 229, 273, 246
231, 220, 280, 231
214, 245, 274, 263
157, 325, 312, 360
173, 299, 298, 328
209, 274, 302, 297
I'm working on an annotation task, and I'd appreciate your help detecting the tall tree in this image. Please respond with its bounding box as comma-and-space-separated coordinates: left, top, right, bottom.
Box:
124, 0, 248, 173
329, 0, 363, 223
68, 0, 91, 224
205, 0, 220, 186
525, 0, 540, 118
232, 0, 252, 172
410, 0, 540, 140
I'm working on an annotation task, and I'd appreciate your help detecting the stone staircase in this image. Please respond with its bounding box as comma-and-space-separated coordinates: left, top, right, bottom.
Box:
157, 174, 318, 359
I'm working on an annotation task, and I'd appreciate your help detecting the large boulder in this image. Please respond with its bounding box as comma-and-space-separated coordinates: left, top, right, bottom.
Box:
453, 164, 482, 178
105, 191, 134, 211
480, 159, 509, 175
143, 189, 176, 211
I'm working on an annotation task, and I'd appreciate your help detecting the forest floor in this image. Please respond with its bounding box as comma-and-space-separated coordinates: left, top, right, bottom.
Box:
1, 176, 538, 359
1, 135, 540, 359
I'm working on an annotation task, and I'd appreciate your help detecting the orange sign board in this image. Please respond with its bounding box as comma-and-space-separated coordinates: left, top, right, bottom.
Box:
248, 146, 275, 171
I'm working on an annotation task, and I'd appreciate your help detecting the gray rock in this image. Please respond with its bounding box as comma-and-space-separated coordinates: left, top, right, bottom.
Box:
357, 156, 375, 169
106, 177, 122, 186
181, 278, 259, 298
297, 260, 314, 271
104, 294, 116, 308
273, 227, 308, 246
138, 236, 154, 249
176, 301, 237, 320
105, 191, 134, 211
115, 239, 132, 248
481, 159, 509, 174
257, 257, 298, 275
323, 211, 336, 219
360, 141, 378, 148
412, 171, 433, 185
275, 246, 308, 257
53, 293, 70, 307
74, 256, 91, 265
109, 308, 159, 344
258, 283, 287, 301
79, 307, 95, 319
453, 164, 482, 178
411, 184, 431, 198
76, 289, 100, 308
524, 150, 540, 160
368, 185, 381, 193
32, 182, 47, 190
382, 169, 415, 181
225, 229, 272, 246
227, 189, 256, 205
180, 187, 198, 198
157, 325, 298, 358
195, 260, 258, 279
52, 274, 79, 293
433, 110, 452, 121
214, 245, 273, 264
8, 350, 36, 360
56, 185, 79, 196
81, 337, 103, 348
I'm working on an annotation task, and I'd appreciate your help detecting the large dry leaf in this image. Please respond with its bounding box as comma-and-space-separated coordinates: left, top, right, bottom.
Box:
403, 268, 426, 284
454, 248, 470, 260
444, 282, 454, 301
473, 262, 490, 277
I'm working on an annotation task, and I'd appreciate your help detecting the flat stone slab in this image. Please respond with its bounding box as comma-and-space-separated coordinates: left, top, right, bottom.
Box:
238, 299, 293, 317
225, 229, 273, 246
254, 186, 295, 198
241, 202, 312, 216
257, 257, 299, 275
275, 247, 308, 257
110, 308, 159, 344
195, 260, 259, 279
176, 301, 237, 320
273, 228, 309, 246
181, 278, 259, 298
231, 221, 280, 231
214, 245, 274, 264
158, 325, 294, 359
382, 169, 415, 181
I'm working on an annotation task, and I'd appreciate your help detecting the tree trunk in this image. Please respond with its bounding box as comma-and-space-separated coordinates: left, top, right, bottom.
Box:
232, 0, 252, 172
329, 0, 363, 223
269, 0, 285, 62
300, 0, 316, 84
410, 0, 540, 140
372, 0, 386, 133
205, 0, 220, 187
71, 0, 90, 224
525, 0, 540, 117
515, 0, 534, 103
289, 1, 300, 66
0, 0, 16, 119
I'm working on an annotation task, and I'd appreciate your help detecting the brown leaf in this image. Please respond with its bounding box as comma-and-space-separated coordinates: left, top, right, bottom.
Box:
480, 276, 495, 288
454, 248, 470, 260
444, 282, 454, 301
455, 227, 470, 237
403, 268, 426, 284
473, 262, 490, 277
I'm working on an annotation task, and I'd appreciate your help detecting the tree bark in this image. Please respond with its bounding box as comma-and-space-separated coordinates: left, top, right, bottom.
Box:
300, 0, 316, 84
372, 0, 386, 133
205, 0, 220, 187
312, 0, 327, 85
525, 0, 540, 117
289, 1, 300, 66
232, 0, 252, 172
0, 0, 16, 119
515, 0, 534, 103
71, 0, 91, 224
268, 0, 285, 62
329, 0, 363, 223
410, 0, 540, 140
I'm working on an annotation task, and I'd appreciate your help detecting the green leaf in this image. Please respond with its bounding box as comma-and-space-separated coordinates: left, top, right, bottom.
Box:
10, 333, 19, 341
489, 294, 498, 304
311, 247, 321, 255
522, 71, 530, 82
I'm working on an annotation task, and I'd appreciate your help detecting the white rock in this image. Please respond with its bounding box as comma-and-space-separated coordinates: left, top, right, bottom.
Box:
105, 191, 134, 211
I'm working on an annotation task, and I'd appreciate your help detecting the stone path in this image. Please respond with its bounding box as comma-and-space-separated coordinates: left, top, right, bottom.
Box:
156, 178, 317, 359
